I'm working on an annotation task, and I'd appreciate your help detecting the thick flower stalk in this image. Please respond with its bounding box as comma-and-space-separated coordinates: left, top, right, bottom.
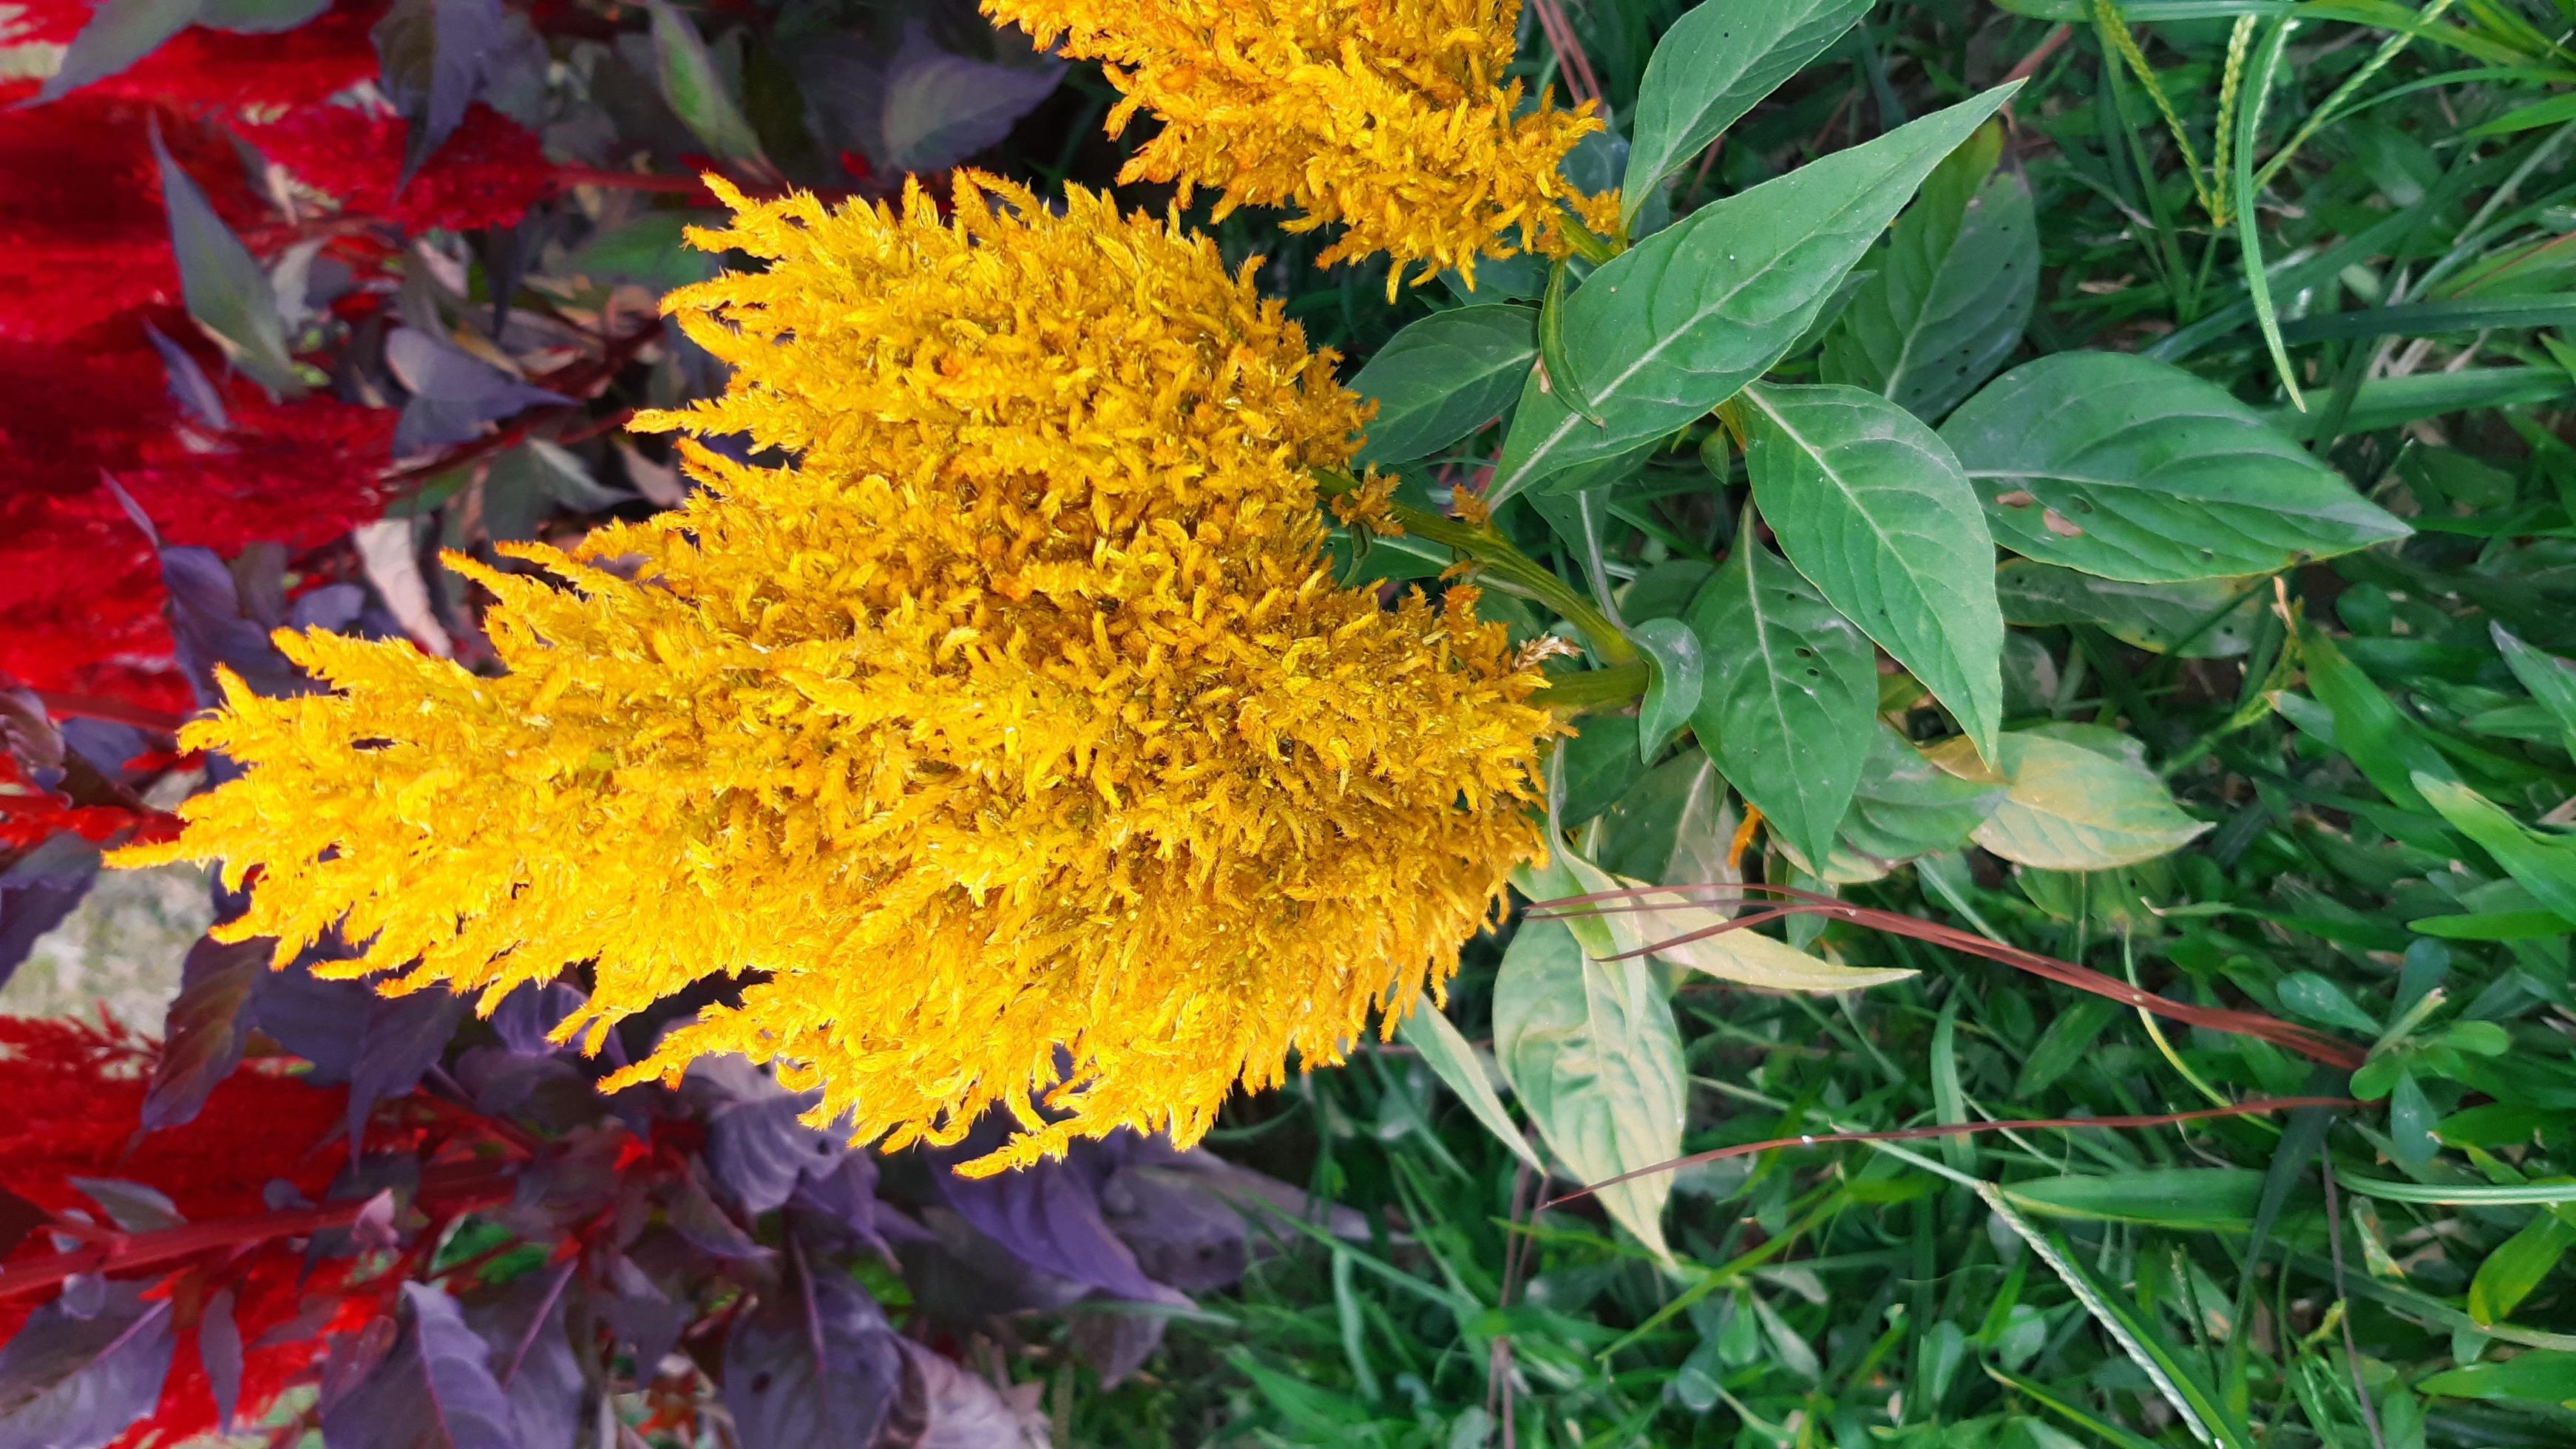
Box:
121, 174, 1553, 1175
983, 0, 1621, 292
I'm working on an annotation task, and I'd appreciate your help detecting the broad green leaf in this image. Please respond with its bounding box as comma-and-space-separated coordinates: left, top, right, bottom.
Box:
645, 0, 769, 169
1823, 123, 2038, 421
2276, 972, 2380, 1034
1618, 0, 1876, 227
2013, 997, 2121, 1098
1684, 537, 1876, 875
1928, 730, 2209, 869
2415, 1351, 2576, 1405
567, 211, 723, 290
1397, 997, 1547, 1178
1630, 619, 1703, 759
1557, 714, 1645, 827
151, 127, 305, 398
1491, 85, 2018, 500
2000, 1169, 2263, 1232
1349, 304, 1536, 465
2413, 772, 2576, 923
1741, 381, 2004, 755
2470, 1212, 2576, 1326
1826, 723, 2005, 881
1490, 916, 1684, 1262
1941, 353, 2409, 581
1996, 562, 2263, 658
1594, 750, 1729, 884
38, 0, 198, 101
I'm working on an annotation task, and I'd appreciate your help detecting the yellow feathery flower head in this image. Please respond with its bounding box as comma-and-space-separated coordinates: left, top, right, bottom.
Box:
117, 173, 1554, 1175
984, 0, 1618, 293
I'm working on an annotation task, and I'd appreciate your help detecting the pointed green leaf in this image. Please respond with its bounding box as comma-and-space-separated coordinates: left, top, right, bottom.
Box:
1491, 916, 1683, 1262
2413, 772, 2576, 923
1397, 997, 1547, 1178
1619, 0, 1876, 226
37, 0, 199, 101
2416, 1351, 2576, 1405
2493, 623, 2576, 746
1823, 123, 2038, 421
1943, 352, 2408, 581
1349, 304, 1536, 465
2469, 1212, 2576, 1326
1825, 723, 2004, 880
1491, 84, 2018, 500
1742, 381, 2004, 756
645, 0, 769, 169
1684, 537, 1876, 875
1631, 618, 1702, 759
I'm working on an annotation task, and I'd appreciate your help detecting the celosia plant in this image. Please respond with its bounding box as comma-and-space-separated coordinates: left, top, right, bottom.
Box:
121, 174, 1557, 1175
982, 0, 1621, 291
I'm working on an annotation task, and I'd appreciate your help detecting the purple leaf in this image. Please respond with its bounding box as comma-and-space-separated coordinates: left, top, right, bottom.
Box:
722, 1260, 903, 1449
251, 960, 464, 1151
143, 320, 231, 431
931, 1139, 1175, 1304
665, 1164, 770, 1261
67, 1179, 183, 1234
142, 935, 267, 1131
384, 328, 568, 456
200, 1287, 243, 1435
158, 545, 299, 705
0, 1189, 46, 1264
706, 1091, 842, 1218
0, 1284, 177, 1449
784, 1156, 890, 1263
0, 839, 97, 996
149, 121, 305, 396
1098, 1160, 1250, 1294
315, 1316, 396, 1421
596, 1253, 685, 1374
461, 1264, 583, 1449
487, 982, 583, 1056
889, 1340, 1048, 1449
319, 1283, 517, 1449
371, 0, 505, 178
1065, 1308, 1165, 1391
877, 38, 1062, 175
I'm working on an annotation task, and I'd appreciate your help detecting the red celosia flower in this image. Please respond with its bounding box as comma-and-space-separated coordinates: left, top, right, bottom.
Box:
250, 103, 560, 234
0, 1018, 484, 1446
0, 756, 167, 850
20, 0, 387, 109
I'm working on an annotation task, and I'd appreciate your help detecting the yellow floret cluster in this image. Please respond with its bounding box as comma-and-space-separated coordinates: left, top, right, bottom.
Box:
984, 0, 1622, 293
120, 174, 1553, 1173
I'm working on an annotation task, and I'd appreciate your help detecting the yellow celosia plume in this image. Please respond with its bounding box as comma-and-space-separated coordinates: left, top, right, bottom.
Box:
118, 174, 1553, 1174
984, 0, 1621, 293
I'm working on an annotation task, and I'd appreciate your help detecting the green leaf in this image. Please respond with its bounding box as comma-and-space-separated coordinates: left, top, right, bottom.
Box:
1741, 381, 2004, 756
1630, 619, 1703, 760
1826, 723, 2005, 881
1822, 123, 2038, 421
1396, 997, 1547, 1178
1996, 563, 2263, 658
2297, 625, 2450, 814
151, 126, 305, 398
567, 211, 723, 291
1618, 0, 1876, 227
1684, 537, 1876, 875
1490, 916, 1684, 1262
1491, 84, 2019, 500
2494, 623, 2576, 744
2000, 1169, 2263, 1232
2389, 1069, 2439, 1173
1536, 259, 1604, 425
1557, 715, 1645, 827
1941, 352, 2409, 581
37, 0, 199, 101
2276, 972, 2381, 1034
2013, 997, 2121, 1099
1928, 730, 2209, 869
2415, 1351, 2576, 1406
645, 0, 770, 169
2469, 1212, 2576, 1326
1349, 304, 1537, 465
2413, 772, 2576, 923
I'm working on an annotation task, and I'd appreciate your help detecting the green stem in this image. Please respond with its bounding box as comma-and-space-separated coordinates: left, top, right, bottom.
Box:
1556, 206, 1621, 265
1312, 469, 1638, 667
1533, 662, 1649, 713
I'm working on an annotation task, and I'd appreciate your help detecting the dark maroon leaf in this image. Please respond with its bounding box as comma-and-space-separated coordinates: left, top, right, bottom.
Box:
371, 0, 505, 177
252, 959, 464, 1149
384, 328, 568, 455
461, 1264, 583, 1449
316, 1316, 397, 1421
319, 1284, 516, 1449
1065, 1307, 1166, 1391
706, 1090, 843, 1218
0, 1189, 46, 1263
722, 1261, 903, 1449
665, 1164, 769, 1261
931, 1140, 1176, 1304
0, 840, 96, 996
142, 934, 267, 1131
0, 1284, 177, 1449
1098, 1159, 1251, 1294
67, 1179, 183, 1233
784, 1155, 890, 1263
200, 1287, 243, 1434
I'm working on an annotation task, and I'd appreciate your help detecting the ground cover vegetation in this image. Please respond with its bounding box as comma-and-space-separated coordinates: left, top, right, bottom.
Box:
1, 0, 2575, 1445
